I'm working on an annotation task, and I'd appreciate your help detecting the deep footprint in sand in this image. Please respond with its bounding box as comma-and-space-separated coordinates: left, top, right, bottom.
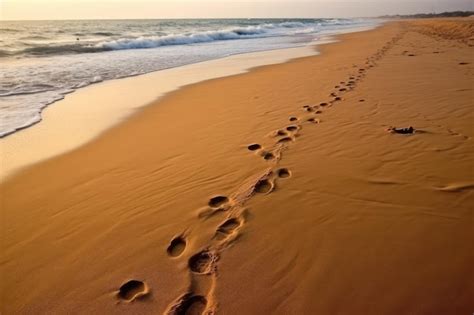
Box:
170, 294, 207, 315
276, 168, 291, 178
289, 116, 298, 122
117, 280, 149, 302
247, 144, 261, 151
208, 196, 229, 208
277, 136, 293, 144
189, 250, 215, 274
255, 179, 273, 194
286, 125, 299, 132
215, 218, 241, 240
262, 152, 275, 161
167, 236, 186, 257
276, 129, 288, 136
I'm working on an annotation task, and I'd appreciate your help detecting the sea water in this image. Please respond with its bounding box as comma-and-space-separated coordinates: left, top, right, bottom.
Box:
0, 18, 377, 137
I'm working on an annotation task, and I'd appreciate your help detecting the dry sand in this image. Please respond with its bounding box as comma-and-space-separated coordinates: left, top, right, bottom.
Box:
1, 19, 473, 314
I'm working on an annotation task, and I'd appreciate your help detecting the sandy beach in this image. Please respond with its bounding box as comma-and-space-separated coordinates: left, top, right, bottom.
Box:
1, 18, 473, 314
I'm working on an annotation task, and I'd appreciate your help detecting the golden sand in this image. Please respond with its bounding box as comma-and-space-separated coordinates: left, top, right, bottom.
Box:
1, 19, 473, 314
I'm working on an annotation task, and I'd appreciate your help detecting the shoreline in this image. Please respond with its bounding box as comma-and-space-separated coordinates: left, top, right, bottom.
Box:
0, 24, 378, 182
2, 18, 473, 314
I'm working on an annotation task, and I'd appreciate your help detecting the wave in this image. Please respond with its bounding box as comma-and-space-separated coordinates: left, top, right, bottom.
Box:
0, 49, 12, 57
0, 27, 20, 33
1, 20, 352, 57
97, 22, 314, 51
98, 29, 267, 50
21, 44, 109, 56
19, 35, 50, 40
92, 31, 117, 36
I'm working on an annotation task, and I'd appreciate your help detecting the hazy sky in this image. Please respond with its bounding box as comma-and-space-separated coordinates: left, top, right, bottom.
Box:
1, 0, 473, 20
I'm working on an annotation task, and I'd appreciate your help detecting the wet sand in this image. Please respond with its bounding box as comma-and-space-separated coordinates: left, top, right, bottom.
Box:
1, 19, 473, 314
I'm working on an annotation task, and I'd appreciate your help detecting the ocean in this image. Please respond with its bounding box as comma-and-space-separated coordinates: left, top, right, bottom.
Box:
0, 18, 376, 137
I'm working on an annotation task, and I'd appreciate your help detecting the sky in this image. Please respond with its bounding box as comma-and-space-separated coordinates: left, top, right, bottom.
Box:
1, 0, 473, 20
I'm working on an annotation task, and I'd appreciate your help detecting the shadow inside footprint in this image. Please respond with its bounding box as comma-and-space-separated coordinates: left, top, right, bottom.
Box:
289, 116, 298, 122
172, 294, 207, 315
247, 144, 261, 151
167, 236, 186, 257
118, 280, 148, 302
276, 168, 291, 178
189, 251, 214, 274
286, 125, 298, 132
255, 179, 273, 194
208, 196, 228, 208
276, 130, 287, 136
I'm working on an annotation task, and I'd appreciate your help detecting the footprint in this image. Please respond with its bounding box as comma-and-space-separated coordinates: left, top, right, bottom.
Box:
188, 250, 216, 274
286, 125, 299, 132
247, 144, 261, 151
408, 54, 415, 57
276, 129, 288, 136
278, 137, 293, 144
334, 97, 342, 101
276, 168, 291, 178
307, 117, 320, 124
315, 110, 322, 114
208, 196, 229, 208
167, 236, 186, 257
459, 62, 469, 65
320, 102, 328, 106
359, 99, 365, 102
169, 294, 207, 315
289, 116, 298, 122
215, 218, 241, 240
117, 280, 149, 302
255, 179, 273, 194
262, 152, 275, 160
305, 107, 314, 112
339, 88, 347, 92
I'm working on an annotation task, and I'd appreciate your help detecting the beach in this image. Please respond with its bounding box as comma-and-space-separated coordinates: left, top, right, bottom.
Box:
1, 18, 473, 314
